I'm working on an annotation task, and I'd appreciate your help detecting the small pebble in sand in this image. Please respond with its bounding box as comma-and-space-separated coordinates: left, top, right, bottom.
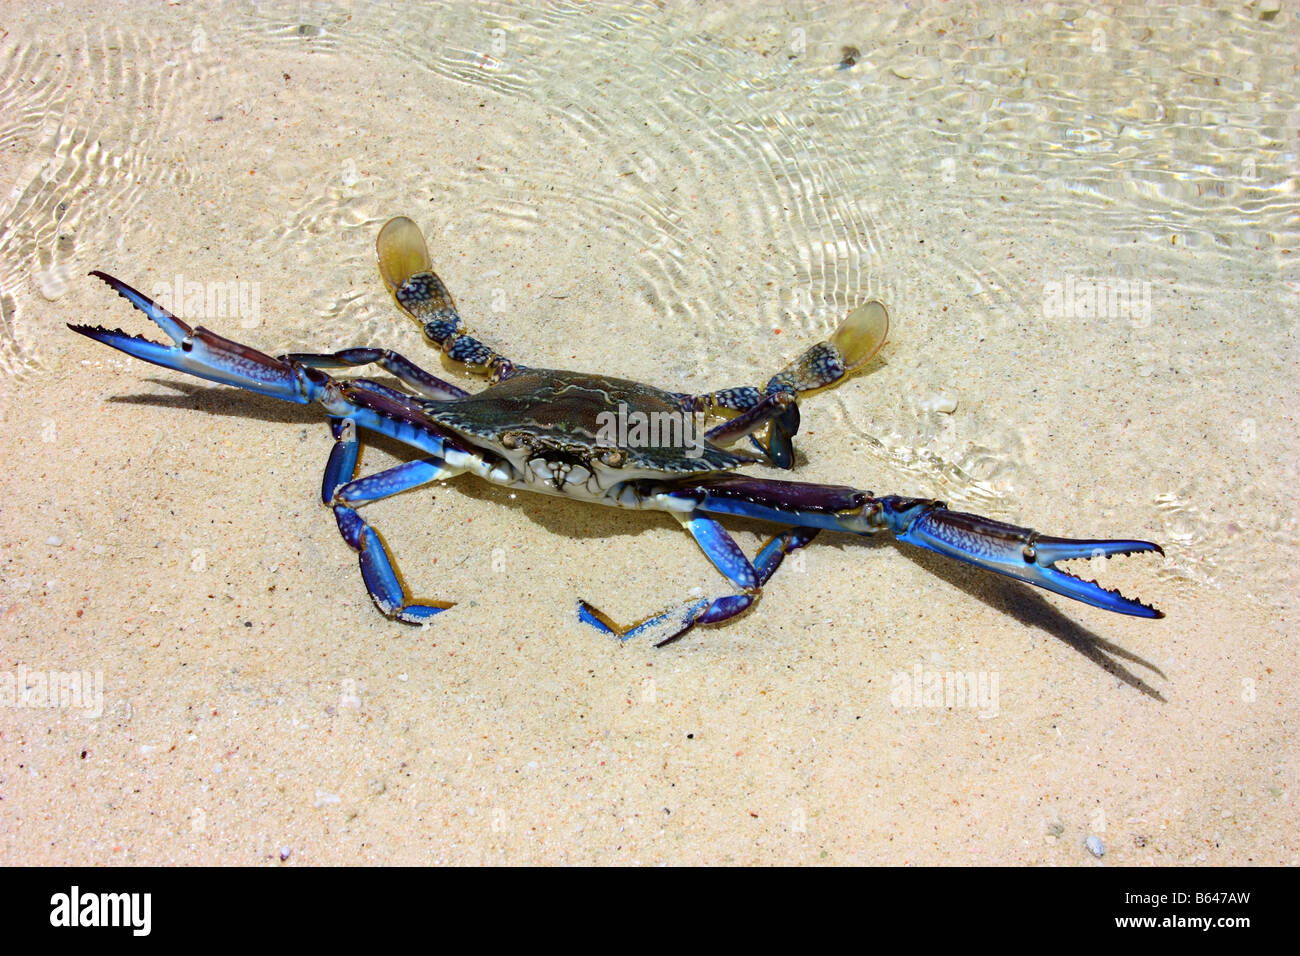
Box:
47, 536, 63, 547
1085, 835, 1105, 857
919, 393, 958, 414
279, 846, 291, 861
838, 46, 860, 69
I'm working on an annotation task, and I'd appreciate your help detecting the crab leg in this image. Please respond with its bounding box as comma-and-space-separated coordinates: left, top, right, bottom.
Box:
579, 517, 820, 646
686, 301, 890, 467
73, 273, 462, 458
578, 512, 757, 644
322, 416, 465, 622
287, 348, 469, 400
377, 216, 522, 383
700, 390, 799, 450
72, 271, 482, 623
649, 475, 1163, 619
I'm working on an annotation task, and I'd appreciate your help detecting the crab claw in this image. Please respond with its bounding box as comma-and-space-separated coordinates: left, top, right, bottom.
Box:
878, 497, 1164, 618
71, 271, 313, 404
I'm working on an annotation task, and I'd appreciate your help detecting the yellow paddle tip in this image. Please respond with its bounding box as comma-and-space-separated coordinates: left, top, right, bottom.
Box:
831, 300, 889, 372
376, 216, 433, 292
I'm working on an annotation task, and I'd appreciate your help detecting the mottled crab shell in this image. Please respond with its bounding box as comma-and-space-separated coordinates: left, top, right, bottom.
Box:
428, 368, 759, 475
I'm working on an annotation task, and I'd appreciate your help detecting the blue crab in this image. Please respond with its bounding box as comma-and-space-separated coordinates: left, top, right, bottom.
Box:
70, 216, 1163, 644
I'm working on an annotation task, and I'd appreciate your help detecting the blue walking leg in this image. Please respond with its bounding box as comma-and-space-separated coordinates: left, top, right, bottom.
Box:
285, 347, 468, 400
579, 512, 803, 646
321, 417, 465, 623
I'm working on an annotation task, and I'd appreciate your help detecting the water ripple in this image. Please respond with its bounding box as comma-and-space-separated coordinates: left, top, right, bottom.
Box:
2, 0, 1293, 610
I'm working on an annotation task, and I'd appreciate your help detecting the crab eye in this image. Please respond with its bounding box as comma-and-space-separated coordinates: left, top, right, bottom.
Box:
600, 449, 625, 467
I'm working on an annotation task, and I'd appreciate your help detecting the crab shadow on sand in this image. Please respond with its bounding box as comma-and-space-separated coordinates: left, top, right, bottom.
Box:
105, 379, 1166, 701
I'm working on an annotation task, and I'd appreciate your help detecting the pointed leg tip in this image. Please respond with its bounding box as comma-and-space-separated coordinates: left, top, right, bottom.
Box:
395, 603, 453, 625
577, 599, 621, 637
383, 599, 454, 625
577, 598, 702, 644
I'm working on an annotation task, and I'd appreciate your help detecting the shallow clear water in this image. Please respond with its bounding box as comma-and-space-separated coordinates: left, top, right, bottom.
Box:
2, 0, 1299, 870
2, 0, 1296, 606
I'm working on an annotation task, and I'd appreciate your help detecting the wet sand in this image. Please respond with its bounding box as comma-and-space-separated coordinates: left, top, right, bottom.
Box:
1, 0, 1295, 865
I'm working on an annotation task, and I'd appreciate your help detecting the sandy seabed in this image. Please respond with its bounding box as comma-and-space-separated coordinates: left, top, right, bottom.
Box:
1, 0, 1295, 866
